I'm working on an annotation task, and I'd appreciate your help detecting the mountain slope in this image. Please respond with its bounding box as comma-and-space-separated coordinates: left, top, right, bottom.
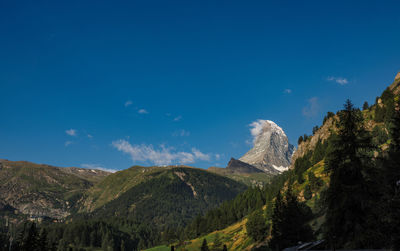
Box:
79, 165, 168, 212
0, 159, 110, 219
86, 167, 247, 229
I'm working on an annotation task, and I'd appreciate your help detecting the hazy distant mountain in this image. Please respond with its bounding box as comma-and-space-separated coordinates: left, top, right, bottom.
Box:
240, 120, 295, 174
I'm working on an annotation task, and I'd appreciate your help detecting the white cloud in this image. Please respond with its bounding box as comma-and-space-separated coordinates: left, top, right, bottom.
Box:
249, 120, 267, 144
125, 100, 133, 107
81, 164, 117, 173
284, 89, 292, 94
65, 129, 77, 136
302, 97, 320, 117
215, 154, 221, 160
173, 115, 182, 121
192, 148, 211, 161
65, 141, 73, 147
87, 134, 93, 139
138, 109, 148, 114
327, 76, 349, 85
172, 129, 190, 137
111, 139, 212, 166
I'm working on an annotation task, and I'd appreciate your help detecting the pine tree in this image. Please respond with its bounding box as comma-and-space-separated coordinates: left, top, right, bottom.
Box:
38, 228, 48, 250
269, 189, 313, 250
363, 101, 369, 110
21, 222, 39, 251
298, 136, 304, 145
246, 209, 268, 242
201, 238, 209, 251
303, 185, 312, 200
269, 192, 284, 250
324, 99, 376, 249
382, 99, 400, 249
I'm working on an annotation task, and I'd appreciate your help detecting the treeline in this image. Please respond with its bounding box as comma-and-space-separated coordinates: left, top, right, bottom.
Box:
184, 171, 291, 240
0, 219, 157, 251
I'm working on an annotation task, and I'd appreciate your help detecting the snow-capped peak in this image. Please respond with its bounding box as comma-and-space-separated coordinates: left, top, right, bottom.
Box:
240, 120, 295, 174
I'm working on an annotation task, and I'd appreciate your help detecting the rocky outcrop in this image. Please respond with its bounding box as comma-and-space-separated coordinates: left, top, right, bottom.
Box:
240, 120, 295, 174
226, 158, 263, 174
389, 71, 400, 95
290, 117, 335, 168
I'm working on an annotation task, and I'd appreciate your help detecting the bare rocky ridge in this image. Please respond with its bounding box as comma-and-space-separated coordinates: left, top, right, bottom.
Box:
240, 120, 295, 174
0, 160, 110, 219
226, 158, 263, 173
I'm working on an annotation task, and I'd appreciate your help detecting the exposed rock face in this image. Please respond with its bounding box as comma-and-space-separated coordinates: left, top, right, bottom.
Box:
389, 71, 400, 95
240, 120, 295, 174
290, 117, 335, 168
226, 158, 263, 174
0, 160, 110, 219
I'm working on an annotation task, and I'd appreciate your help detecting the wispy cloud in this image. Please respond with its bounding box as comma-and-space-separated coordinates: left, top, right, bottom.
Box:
283, 89, 292, 94
65, 141, 73, 147
172, 129, 190, 137
81, 164, 117, 173
327, 76, 349, 85
173, 115, 182, 121
138, 109, 148, 114
248, 120, 267, 144
65, 129, 77, 136
112, 139, 212, 166
302, 97, 320, 117
125, 100, 133, 107
87, 134, 93, 139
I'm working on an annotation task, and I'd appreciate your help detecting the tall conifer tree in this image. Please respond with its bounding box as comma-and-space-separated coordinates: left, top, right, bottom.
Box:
324, 99, 375, 249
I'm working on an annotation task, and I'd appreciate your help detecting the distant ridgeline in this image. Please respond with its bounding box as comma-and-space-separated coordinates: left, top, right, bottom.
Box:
1, 72, 400, 250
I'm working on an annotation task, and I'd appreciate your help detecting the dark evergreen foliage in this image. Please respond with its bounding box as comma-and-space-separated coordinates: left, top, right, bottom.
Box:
246, 209, 268, 242
201, 238, 209, 251
297, 135, 303, 145
324, 99, 379, 249
269, 189, 314, 250
312, 126, 319, 135
323, 111, 335, 124
363, 101, 369, 110
381, 100, 400, 249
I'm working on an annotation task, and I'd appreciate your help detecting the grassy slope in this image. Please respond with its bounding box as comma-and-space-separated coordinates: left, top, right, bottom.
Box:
208, 167, 272, 187
147, 216, 255, 251
79, 165, 168, 212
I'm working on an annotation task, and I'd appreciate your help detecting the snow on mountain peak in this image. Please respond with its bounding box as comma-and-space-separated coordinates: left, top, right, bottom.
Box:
240, 120, 295, 174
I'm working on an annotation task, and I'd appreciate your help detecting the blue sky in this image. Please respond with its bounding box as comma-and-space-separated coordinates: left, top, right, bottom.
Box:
1, 1, 399, 171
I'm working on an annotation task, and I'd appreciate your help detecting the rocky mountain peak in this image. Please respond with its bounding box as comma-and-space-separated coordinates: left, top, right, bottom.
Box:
226, 158, 263, 174
239, 120, 295, 174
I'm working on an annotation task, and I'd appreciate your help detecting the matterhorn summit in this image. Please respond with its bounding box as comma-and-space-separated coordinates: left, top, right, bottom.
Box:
240, 120, 295, 174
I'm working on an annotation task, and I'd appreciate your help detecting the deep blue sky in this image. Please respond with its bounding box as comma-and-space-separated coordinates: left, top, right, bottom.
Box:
1, 1, 399, 171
